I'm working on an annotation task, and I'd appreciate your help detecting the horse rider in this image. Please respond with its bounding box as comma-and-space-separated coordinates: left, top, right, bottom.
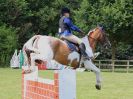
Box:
58, 7, 90, 60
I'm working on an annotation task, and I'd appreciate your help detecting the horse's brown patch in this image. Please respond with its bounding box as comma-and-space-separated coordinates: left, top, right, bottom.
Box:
48, 37, 79, 68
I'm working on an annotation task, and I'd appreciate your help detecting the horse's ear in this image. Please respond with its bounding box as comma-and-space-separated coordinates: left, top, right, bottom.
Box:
97, 24, 103, 29
98, 24, 104, 30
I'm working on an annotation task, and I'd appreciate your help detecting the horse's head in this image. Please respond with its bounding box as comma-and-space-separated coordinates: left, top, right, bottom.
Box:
87, 25, 111, 49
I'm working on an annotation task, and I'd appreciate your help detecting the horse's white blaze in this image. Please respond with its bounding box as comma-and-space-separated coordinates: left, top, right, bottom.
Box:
68, 51, 80, 64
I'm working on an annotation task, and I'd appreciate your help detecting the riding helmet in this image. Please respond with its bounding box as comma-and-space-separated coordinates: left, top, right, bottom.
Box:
61, 7, 70, 15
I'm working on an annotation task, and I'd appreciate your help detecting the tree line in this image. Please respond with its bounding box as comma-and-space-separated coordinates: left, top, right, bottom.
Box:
0, 0, 133, 67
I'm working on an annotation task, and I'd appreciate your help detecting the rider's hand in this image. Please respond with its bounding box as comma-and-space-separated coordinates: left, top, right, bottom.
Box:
80, 30, 85, 35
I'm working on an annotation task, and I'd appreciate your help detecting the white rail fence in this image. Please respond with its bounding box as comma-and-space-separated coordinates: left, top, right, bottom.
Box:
94, 60, 133, 73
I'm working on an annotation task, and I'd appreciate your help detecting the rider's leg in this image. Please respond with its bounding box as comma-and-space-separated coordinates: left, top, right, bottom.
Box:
61, 34, 82, 44
79, 43, 90, 60
61, 35, 90, 60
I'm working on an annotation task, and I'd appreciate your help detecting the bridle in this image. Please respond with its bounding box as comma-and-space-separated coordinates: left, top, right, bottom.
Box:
88, 27, 111, 48
88, 34, 98, 41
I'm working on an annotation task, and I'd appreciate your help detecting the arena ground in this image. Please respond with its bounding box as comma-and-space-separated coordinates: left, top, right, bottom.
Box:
0, 68, 133, 99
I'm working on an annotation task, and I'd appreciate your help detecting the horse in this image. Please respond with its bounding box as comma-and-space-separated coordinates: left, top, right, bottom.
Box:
22, 25, 111, 90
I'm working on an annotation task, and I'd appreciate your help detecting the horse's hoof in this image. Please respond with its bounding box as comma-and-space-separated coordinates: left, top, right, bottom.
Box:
95, 84, 101, 90
22, 69, 32, 74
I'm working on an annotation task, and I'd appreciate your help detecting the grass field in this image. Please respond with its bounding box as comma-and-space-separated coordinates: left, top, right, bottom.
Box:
0, 68, 133, 99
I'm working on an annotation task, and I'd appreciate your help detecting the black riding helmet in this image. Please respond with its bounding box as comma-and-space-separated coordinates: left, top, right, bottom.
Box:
61, 7, 70, 15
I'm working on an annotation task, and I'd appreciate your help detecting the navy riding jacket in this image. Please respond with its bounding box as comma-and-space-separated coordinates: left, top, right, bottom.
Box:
59, 17, 81, 36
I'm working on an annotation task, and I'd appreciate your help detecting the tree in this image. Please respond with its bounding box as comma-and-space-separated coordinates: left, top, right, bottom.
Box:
74, 0, 133, 59
0, 25, 17, 66
0, 0, 132, 66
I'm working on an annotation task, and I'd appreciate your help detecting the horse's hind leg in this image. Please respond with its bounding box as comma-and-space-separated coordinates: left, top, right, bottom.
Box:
84, 60, 102, 90
30, 53, 53, 71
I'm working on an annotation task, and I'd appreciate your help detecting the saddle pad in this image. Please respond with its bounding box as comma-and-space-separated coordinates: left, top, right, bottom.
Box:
65, 40, 77, 51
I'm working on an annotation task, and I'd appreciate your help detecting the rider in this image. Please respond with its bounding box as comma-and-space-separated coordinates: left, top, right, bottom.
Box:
58, 7, 90, 60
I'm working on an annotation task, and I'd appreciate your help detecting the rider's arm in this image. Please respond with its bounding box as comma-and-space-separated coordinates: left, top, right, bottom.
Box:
64, 18, 81, 33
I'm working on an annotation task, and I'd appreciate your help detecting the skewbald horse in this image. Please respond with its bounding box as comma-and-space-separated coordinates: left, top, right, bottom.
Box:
23, 26, 111, 90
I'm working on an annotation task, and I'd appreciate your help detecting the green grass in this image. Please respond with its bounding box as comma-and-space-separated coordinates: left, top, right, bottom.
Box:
77, 72, 133, 99
0, 68, 133, 99
0, 68, 21, 99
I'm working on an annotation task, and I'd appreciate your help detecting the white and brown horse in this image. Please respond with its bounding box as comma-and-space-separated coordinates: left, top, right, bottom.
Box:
23, 26, 111, 90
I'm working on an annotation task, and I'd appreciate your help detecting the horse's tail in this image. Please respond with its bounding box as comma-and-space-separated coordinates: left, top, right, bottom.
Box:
23, 35, 39, 53
22, 47, 29, 66
22, 35, 40, 66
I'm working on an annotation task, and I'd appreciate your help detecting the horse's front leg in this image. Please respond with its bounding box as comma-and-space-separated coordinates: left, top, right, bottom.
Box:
84, 60, 102, 90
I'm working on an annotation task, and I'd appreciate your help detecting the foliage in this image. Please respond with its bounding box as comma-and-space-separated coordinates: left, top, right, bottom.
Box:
0, 0, 133, 66
97, 43, 133, 60
0, 25, 17, 66
116, 43, 133, 59
74, 0, 133, 59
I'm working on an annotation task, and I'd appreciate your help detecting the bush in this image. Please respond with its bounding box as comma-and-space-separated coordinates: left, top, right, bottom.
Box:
0, 25, 17, 67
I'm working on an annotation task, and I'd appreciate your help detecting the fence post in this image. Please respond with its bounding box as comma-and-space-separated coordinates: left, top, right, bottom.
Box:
99, 60, 101, 69
112, 60, 115, 72
127, 60, 129, 73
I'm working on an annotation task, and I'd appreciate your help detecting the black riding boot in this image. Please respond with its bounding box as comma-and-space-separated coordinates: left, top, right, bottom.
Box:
79, 43, 90, 60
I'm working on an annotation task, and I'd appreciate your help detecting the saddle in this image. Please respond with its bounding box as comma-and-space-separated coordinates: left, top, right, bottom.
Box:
62, 38, 90, 61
